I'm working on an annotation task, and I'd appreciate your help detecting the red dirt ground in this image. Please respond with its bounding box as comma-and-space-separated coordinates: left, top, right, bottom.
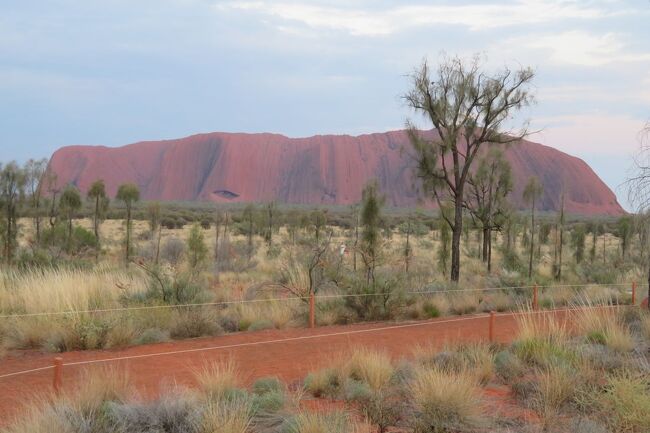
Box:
0, 310, 573, 424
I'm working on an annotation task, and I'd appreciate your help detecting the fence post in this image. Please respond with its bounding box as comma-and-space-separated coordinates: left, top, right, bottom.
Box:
309, 292, 315, 329
53, 357, 63, 394
632, 281, 637, 305
488, 311, 495, 343
533, 285, 539, 311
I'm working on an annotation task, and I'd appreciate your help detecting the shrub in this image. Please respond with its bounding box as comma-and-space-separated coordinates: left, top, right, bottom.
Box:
161, 237, 185, 266
252, 377, 283, 396
194, 361, 240, 400
513, 311, 572, 367
304, 368, 341, 398
201, 396, 252, 433
534, 364, 577, 429
448, 293, 478, 315
494, 350, 524, 381
574, 306, 634, 353
248, 319, 275, 332
134, 328, 170, 345
422, 301, 440, 318
409, 366, 482, 433
344, 349, 395, 391
170, 309, 222, 339
106, 393, 201, 433
596, 372, 650, 433
285, 411, 360, 433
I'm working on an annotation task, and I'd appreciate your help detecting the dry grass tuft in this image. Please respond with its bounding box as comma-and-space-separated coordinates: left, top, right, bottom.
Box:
410, 366, 482, 432
201, 397, 252, 433
194, 360, 240, 399
513, 309, 573, 367
344, 348, 395, 391
534, 364, 577, 429
288, 411, 363, 433
574, 304, 634, 352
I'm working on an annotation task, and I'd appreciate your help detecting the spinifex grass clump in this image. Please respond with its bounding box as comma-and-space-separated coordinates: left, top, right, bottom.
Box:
512, 308, 574, 367
409, 366, 483, 433
573, 302, 634, 352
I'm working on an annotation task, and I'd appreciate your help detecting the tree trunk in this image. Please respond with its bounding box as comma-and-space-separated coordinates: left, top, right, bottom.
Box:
267, 206, 273, 248
557, 226, 563, 281
67, 214, 73, 251
6, 205, 12, 264
94, 196, 100, 240
353, 213, 359, 272
647, 263, 650, 311
34, 197, 41, 244
214, 217, 220, 263
528, 199, 535, 279
482, 227, 489, 263
487, 230, 492, 272
450, 200, 463, 282
405, 222, 411, 273
125, 206, 131, 266
155, 225, 162, 265
247, 214, 253, 261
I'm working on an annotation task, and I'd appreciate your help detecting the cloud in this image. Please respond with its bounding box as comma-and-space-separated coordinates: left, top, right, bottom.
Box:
531, 113, 646, 156
510, 31, 650, 66
217, 1, 618, 36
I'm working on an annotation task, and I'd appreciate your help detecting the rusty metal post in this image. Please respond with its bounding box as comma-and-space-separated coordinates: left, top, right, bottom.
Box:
632, 281, 637, 305
53, 357, 63, 394
533, 285, 539, 311
309, 292, 315, 329
489, 311, 495, 343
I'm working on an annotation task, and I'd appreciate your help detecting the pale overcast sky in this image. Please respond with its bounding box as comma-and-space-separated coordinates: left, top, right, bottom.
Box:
1, 0, 649, 207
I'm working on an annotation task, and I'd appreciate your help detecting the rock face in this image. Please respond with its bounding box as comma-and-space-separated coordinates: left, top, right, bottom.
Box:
48, 130, 624, 215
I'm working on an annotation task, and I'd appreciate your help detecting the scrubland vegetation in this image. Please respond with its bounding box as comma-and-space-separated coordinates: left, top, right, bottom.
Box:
2, 56, 650, 431
4, 306, 649, 433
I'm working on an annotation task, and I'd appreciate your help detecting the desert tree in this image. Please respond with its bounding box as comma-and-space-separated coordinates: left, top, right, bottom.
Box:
144, 200, 162, 263
187, 223, 208, 273
0, 162, 26, 263
242, 204, 255, 261
44, 170, 59, 228
402, 215, 413, 273
351, 204, 360, 271
24, 158, 48, 244
87, 180, 109, 243
523, 176, 543, 279
465, 147, 513, 271
59, 185, 82, 251
625, 120, 650, 307
146, 201, 161, 238
360, 180, 385, 286
571, 223, 586, 265
310, 208, 328, 244
616, 215, 633, 260
116, 183, 140, 265
405, 54, 534, 281
554, 191, 566, 281
437, 213, 451, 276
264, 201, 277, 249
586, 221, 599, 263
285, 208, 300, 245
214, 208, 223, 264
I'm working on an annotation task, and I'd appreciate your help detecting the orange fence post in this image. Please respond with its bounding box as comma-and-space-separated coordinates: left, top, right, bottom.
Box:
533, 285, 539, 311
488, 311, 495, 343
309, 292, 315, 329
53, 357, 63, 394
632, 281, 637, 305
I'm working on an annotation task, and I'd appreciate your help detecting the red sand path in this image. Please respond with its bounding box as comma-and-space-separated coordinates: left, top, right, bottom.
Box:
0, 310, 573, 423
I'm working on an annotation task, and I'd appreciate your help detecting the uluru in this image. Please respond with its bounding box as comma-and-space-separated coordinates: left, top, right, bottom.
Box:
47, 130, 624, 216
